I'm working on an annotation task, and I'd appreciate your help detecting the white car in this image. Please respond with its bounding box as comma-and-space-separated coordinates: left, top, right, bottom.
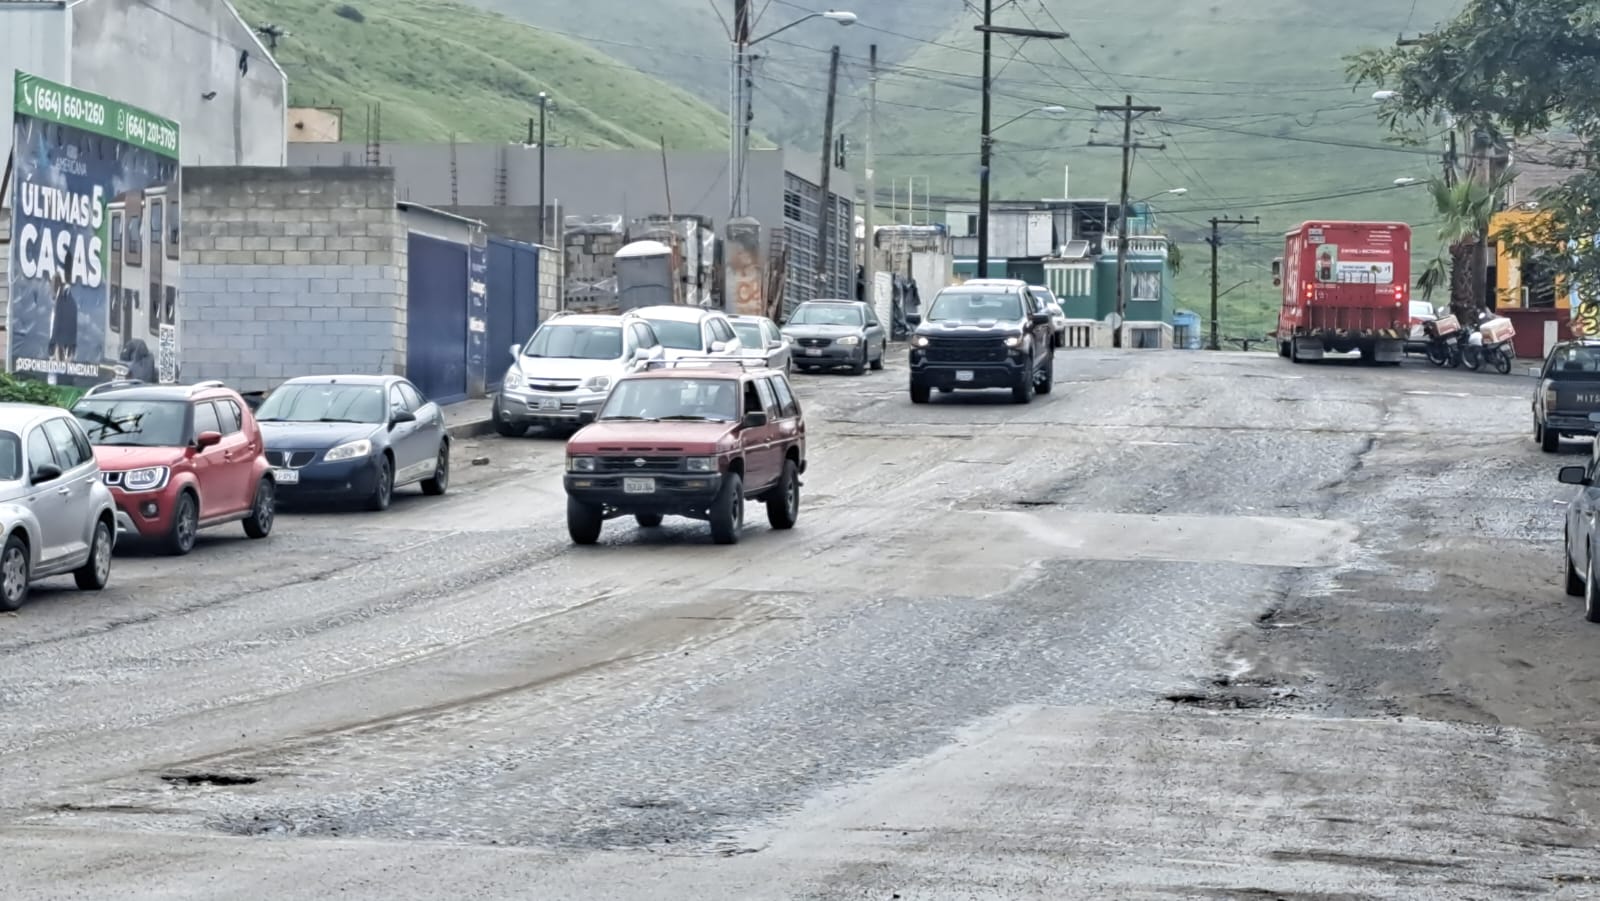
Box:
729, 314, 792, 371
493, 313, 666, 436
623, 305, 745, 361
1406, 300, 1439, 353
1029, 285, 1070, 348
0, 403, 117, 611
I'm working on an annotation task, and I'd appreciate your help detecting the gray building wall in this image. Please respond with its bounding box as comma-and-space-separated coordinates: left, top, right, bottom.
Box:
0, 0, 288, 167
285, 144, 854, 259
180, 167, 407, 392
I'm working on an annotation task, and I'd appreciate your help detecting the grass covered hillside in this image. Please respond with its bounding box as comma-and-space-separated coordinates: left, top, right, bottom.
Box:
863, 0, 1466, 336
233, 0, 731, 149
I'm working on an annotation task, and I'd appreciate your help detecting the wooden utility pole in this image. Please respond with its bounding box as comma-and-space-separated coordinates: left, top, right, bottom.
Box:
1090, 96, 1162, 347
862, 43, 878, 309
814, 45, 841, 296
1208, 216, 1259, 350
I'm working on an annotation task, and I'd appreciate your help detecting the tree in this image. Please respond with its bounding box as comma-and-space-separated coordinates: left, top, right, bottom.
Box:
1415, 170, 1519, 322
1346, 0, 1600, 304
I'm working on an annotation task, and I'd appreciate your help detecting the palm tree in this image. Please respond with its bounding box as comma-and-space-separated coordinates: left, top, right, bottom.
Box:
1416, 169, 1518, 323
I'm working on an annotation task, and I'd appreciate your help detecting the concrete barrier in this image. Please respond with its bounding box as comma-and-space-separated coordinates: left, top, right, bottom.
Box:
1061, 319, 1113, 348
1120, 321, 1174, 349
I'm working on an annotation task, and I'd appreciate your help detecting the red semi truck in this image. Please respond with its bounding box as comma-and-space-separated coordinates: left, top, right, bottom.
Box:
1273, 220, 1412, 364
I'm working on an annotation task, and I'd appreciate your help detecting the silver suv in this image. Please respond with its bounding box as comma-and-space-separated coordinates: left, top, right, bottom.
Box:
494, 313, 666, 436
0, 403, 117, 610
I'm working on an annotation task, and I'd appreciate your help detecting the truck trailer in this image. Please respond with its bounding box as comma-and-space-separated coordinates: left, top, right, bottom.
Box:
1274, 220, 1411, 364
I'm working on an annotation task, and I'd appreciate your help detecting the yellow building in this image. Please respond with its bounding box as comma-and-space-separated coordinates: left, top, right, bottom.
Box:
1491, 208, 1566, 311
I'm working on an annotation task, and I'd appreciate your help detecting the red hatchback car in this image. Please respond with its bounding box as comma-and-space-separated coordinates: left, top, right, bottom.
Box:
71, 380, 276, 555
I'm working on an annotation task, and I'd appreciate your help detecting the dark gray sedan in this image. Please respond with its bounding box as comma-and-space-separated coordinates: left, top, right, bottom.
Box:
780, 299, 888, 375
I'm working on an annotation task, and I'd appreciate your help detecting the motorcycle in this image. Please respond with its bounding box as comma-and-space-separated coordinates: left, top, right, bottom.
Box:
1423, 315, 1466, 368
1463, 310, 1516, 374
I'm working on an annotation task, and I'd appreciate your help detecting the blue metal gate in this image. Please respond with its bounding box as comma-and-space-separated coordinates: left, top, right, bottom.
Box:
406, 234, 469, 404
487, 237, 541, 389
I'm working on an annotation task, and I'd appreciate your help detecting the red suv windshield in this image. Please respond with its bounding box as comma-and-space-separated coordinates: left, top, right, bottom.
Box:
600, 377, 740, 422
72, 399, 189, 447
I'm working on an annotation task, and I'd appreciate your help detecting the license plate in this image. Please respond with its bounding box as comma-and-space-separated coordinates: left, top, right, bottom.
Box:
623, 477, 655, 494
955, 370, 974, 382
538, 398, 561, 412
805, 348, 823, 356
274, 468, 299, 485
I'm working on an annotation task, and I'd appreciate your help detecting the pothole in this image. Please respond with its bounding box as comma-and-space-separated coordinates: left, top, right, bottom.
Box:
161, 772, 261, 787
619, 798, 680, 810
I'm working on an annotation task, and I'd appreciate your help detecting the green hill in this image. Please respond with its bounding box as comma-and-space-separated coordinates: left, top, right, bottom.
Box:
232, 0, 731, 149
860, 0, 1469, 336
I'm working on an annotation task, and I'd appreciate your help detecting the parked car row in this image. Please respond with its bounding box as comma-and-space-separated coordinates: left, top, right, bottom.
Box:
0, 374, 453, 611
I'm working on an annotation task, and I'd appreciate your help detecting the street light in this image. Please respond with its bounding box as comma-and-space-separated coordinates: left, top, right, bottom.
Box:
990, 105, 1067, 135
1134, 187, 1187, 203
1372, 90, 1399, 102
727, 7, 857, 218
1393, 177, 1421, 186
977, 102, 1068, 277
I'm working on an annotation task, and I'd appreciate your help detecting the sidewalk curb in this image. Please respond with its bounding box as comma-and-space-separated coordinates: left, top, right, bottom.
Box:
447, 418, 498, 440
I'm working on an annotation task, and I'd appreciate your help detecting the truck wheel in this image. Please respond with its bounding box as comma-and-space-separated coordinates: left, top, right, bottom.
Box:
709, 473, 744, 545
910, 383, 931, 404
1036, 353, 1055, 395
766, 460, 800, 530
1543, 424, 1561, 453
567, 497, 603, 545
1012, 367, 1036, 404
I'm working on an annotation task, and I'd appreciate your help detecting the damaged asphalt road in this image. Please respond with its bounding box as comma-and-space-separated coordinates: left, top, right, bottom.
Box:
1, 351, 1597, 899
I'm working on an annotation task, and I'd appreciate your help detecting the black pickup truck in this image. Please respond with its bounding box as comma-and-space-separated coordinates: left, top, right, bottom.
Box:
1535, 340, 1600, 452
906, 280, 1056, 405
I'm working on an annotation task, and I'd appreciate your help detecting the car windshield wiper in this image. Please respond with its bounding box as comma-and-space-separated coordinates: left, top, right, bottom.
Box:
256, 416, 283, 422
599, 415, 656, 421
317, 417, 364, 423
657, 415, 724, 421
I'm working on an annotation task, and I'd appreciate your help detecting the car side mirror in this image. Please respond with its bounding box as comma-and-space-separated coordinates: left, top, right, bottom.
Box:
1030, 312, 1051, 326
1559, 465, 1590, 485
905, 314, 922, 326
742, 411, 769, 429
767, 339, 783, 349
391, 409, 418, 425
32, 463, 62, 484
510, 342, 522, 359
711, 341, 728, 353
195, 430, 223, 451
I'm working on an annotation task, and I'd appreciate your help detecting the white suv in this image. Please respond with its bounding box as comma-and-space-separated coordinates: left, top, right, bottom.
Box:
623, 305, 744, 361
494, 313, 666, 436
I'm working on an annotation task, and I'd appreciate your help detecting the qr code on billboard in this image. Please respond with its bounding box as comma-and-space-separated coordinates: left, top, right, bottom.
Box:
158, 325, 178, 384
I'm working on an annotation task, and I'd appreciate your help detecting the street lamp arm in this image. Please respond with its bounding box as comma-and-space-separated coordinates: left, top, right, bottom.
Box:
748, 13, 820, 45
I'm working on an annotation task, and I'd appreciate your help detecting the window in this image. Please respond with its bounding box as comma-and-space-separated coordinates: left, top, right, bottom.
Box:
255, 384, 387, 424
522, 323, 625, 360
42, 419, 89, 470
27, 429, 56, 482
398, 382, 426, 411
167, 198, 181, 261
64, 418, 93, 463
111, 210, 123, 253
731, 321, 764, 349
150, 198, 163, 249
769, 375, 799, 419
389, 386, 410, 414
598, 378, 737, 423
754, 378, 778, 417
0, 431, 21, 481
1131, 271, 1161, 302
215, 399, 242, 434
125, 213, 142, 265
788, 303, 864, 327
926, 292, 1022, 323
637, 317, 703, 351
631, 323, 658, 349
711, 319, 736, 343
743, 380, 764, 415
763, 321, 782, 344
72, 398, 189, 447
192, 402, 222, 437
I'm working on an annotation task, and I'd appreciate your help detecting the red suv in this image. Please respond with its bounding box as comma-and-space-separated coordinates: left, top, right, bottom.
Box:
564, 360, 806, 545
71, 380, 276, 555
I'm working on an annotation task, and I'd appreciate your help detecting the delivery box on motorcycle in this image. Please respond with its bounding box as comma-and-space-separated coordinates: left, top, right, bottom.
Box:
1481, 317, 1515, 344
1433, 314, 1461, 337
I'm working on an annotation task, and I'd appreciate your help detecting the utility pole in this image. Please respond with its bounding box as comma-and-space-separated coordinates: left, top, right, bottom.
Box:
729, 0, 752, 219
815, 45, 842, 296
537, 92, 551, 245
862, 43, 878, 309
1208, 216, 1259, 351
1090, 96, 1162, 347
974, 10, 1066, 278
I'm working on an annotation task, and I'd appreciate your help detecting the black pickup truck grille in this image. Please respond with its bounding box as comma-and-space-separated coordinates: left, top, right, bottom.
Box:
924, 339, 1010, 364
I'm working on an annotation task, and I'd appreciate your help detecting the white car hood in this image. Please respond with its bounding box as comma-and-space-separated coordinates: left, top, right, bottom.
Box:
509, 356, 623, 382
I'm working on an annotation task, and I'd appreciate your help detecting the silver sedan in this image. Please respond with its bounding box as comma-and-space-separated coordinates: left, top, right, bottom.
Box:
729, 314, 793, 372
0, 403, 118, 611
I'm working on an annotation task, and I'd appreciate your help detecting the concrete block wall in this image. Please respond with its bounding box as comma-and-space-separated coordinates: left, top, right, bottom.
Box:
180, 167, 407, 392
538, 246, 560, 320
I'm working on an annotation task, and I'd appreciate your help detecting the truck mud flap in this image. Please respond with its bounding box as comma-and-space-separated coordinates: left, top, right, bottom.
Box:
1290, 337, 1325, 361
1373, 339, 1404, 364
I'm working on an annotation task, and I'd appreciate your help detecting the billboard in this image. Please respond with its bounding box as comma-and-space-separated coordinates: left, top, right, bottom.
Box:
7, 70, 181, 388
